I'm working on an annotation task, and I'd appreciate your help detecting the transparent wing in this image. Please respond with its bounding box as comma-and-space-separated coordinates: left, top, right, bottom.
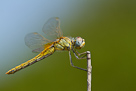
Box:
42, 17, 63, 39
32, 42, 54, 53
25, 32, 51, 52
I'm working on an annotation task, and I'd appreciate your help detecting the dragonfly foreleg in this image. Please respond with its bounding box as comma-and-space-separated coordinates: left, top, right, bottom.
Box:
69, 51, 87, 71
72, 49, 87, 59
75, 49, 87, 56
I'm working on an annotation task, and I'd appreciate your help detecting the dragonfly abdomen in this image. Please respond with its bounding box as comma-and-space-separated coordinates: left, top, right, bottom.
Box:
5, 57, 39, 74
6, 46, 55, 74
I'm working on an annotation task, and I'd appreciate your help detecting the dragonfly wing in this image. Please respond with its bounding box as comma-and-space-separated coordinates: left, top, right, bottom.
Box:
32, 46, 45, 53
42, 17, 63, 39
32, 42, 54, 53
25, 32, 51, 52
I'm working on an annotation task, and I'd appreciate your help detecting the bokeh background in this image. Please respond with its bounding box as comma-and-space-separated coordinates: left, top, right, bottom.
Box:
0, 0, 136, 91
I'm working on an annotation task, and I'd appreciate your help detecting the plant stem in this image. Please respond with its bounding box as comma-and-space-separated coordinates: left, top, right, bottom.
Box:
87, 51, 92, 91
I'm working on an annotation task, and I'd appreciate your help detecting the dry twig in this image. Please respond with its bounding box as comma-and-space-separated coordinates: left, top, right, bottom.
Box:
87, 51, 92, 91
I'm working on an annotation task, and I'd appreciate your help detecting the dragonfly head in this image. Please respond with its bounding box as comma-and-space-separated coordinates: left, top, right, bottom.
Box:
74, 37, 85, 49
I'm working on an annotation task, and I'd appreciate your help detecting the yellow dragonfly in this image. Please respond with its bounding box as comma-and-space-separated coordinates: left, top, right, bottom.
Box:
6, 17, 87, 74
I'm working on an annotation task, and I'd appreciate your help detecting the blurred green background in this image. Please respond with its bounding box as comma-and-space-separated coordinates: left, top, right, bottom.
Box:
0, 0, 136, 91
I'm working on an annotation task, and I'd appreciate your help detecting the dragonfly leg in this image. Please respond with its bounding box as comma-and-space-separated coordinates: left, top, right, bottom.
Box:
69, 51, 87, 71
75, 49, 87, 56
72, 49, 87, 59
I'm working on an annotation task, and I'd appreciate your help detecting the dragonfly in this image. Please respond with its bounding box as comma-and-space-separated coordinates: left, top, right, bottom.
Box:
6, 17, 87, 74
